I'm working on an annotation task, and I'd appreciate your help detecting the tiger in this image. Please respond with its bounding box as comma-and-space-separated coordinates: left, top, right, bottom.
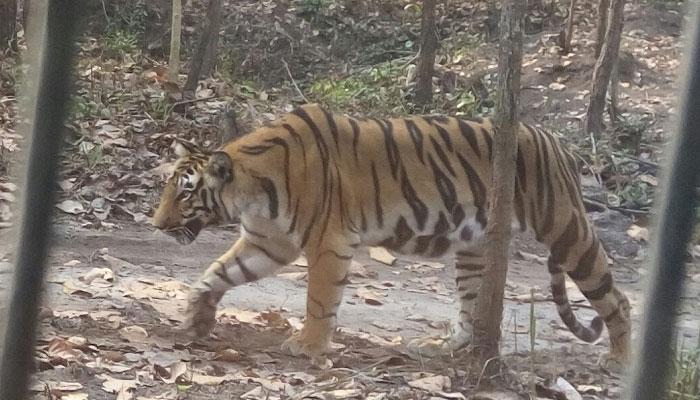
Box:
152, 103, 631, 363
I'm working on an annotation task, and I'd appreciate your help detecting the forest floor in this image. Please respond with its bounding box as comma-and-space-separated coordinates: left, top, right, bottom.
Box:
0, 0, 696, 399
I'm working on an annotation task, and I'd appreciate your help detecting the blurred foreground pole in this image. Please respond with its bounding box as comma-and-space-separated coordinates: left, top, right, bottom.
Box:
625, 2, 700, 399
0, 1, 82, 399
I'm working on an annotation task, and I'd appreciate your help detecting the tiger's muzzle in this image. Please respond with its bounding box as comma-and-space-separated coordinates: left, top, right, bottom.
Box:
162, 219, 204, 245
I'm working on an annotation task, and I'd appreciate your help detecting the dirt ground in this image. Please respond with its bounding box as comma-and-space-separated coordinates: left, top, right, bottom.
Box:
2, 206, 697, 399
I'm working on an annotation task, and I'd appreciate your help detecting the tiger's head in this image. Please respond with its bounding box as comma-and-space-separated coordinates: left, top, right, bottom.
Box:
152, 140, 234, 244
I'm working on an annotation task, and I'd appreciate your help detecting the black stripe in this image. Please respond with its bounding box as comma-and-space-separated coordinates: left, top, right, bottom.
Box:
405, 119, 425, 163
248, 241, 287, 265
429, 136, 457, 176
240, 145, 274, 155
480, 127, 493, 160
287, 198, 300, 234
377, 119, 400, 179
427, 154, 458, 211
242, 222, 268, 238
265, 137, 292, 212
349, 118, 361, 162
458, 120, 482, 158
254, 176, 278, 219
581, 272, 613, 301
213, 261, 235, 285
283, 123, 307, 170
236, 257, 258, 282
323, 109, 341, 155
456, 153, 487, 227
371, 162, 384, 228
434, 124, 454, 152
431, 237, 451, 257
461, 292, 478, 300
381, 216, 414, 250
292, 107, 331, 212
568, 240, 601, 281
455, 263, 484, 271
300, 209, 318, 248
455, 274, 482, 283
399, 165, 429, 230
549, 215, 579, 265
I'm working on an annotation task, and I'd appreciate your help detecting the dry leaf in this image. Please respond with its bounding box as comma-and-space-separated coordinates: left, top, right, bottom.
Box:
293, 255, 309, 267
120, 325, 149, 342
63, 394, 89, 400
549, 82, 566, 91
99, 374, 138, 394
218, 308, 266, 326
81, 267, 115, 284
627, 224, 649, 242
213, 349, 242, 362
56, 200, 85, 214
553, 377, 583, 400
369, 247, 396, 265
639, 174, 658, 186
408, 375, 450, 392
355, 286, 386, 306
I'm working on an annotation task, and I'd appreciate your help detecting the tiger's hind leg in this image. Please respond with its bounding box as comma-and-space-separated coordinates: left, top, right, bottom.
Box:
185, 236, 299, 338
407, 249, 485, 357
281, 244, 352, 360
546, 215, 631, 364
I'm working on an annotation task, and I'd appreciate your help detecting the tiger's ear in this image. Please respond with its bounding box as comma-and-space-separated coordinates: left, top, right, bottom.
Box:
205, 151, 234, 186
171, 139, 202, 158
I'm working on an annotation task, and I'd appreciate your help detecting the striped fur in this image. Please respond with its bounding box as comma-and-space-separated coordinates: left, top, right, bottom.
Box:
152, 104, 631, 361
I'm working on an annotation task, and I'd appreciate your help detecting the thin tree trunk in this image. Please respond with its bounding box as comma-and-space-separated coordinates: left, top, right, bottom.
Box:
200, 29, 219, 78
220, 101, 241, 144
608, 59, 619, 124
595, 0, 611, 58
586, 0, 625, 137
473, 0, 524, 362
563, 0, 577, 53
22, 0, 28, 30
168, 0, 182, 82
0, 0, 17, 50
414, 0, 437, 107
183, 0, 222, 99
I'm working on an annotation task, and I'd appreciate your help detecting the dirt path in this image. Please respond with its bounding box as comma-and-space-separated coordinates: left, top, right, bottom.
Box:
0, 209, 691, 399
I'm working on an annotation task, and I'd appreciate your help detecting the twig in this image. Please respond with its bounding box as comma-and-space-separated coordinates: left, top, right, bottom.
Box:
100, 0, 110, 25
164, 95, 218, 122
282, 58, 310, 104
289, 356, 393, 400
582, 196, 651, 216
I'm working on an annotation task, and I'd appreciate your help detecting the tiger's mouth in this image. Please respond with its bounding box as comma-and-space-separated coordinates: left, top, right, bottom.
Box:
163, 219, 203, 245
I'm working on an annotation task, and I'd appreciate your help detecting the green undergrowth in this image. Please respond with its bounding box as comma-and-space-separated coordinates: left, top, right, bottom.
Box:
308, 59, 481, 117
667, 336, 700, 400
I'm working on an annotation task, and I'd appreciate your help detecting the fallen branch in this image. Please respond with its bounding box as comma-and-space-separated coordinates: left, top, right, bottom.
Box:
583, 196, 650, 216
282, 58, 310, 104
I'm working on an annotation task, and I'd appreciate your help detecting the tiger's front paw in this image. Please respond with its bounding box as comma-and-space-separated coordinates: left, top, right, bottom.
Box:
182, 287, 223, 338
281, 330, 332, 359
598, 351, 628, 374
407, 323, 472, 358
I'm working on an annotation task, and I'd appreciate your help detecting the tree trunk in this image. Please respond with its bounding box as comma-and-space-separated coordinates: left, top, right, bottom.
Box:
563, 0, 577, 54
220, 101, 242, 144
595, 0, 611, 58
22, 0, 28, 30
473, 0, 524, 362
586, 0, 624, 137
414, 0, 437, 107
183, 0, 222, 99
168, 0, 182, 82
0, 0, 17, 50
